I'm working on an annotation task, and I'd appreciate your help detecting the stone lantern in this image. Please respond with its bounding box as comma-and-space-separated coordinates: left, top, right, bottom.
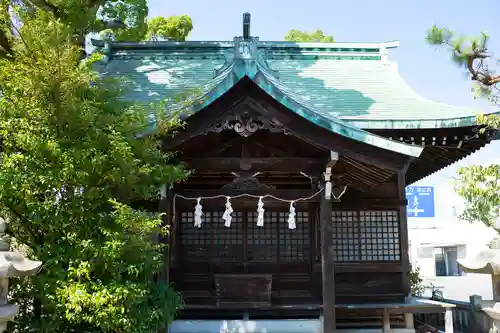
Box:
0, 217, 42, 332
457, 221, 500, 333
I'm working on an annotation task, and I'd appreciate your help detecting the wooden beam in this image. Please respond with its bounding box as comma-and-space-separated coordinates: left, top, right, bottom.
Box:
177, 189, 405, 208
314, 262, 407, 273
183, 157, 323, 172
177, 189, 320, 202
335, 198, 407, 209
182, 177, 315, 186
320, 189, 335, 333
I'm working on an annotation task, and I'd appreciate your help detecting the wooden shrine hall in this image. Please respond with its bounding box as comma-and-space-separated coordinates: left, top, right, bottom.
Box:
93, 13, 499, 333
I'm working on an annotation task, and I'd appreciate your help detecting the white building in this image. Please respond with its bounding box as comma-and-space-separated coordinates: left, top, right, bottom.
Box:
408, 184, 498, 302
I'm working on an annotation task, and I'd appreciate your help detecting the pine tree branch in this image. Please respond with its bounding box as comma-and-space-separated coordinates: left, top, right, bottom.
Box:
467, 52, 500, 86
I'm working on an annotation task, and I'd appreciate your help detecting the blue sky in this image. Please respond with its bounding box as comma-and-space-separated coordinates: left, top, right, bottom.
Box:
148, 0, 499, 208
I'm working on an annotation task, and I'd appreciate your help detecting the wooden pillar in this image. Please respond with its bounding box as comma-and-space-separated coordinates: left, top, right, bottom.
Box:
445, 307, 454, 333
397, 170, 410, 295
382, 309, 390, 333
405, 313, 414, 329
320, 189, 335, 333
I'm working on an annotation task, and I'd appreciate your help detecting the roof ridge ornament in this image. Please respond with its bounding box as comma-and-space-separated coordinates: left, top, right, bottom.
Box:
213, 13, 279, 79
235, 12, 257, 60
243, 12, 251, 40
379, 42, 389, 63
234, 36, 258, 60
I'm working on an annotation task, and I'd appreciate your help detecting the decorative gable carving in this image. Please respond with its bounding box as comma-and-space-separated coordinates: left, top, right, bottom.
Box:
221, 172, 275, 192
204, 104, 285, 137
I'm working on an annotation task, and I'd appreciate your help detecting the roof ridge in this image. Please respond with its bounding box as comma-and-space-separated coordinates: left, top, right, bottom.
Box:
91, 38, 399, 53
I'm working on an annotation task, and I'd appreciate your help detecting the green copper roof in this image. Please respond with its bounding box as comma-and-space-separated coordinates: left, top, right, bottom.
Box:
95, 37, 422, 157
94, 38, 498, 131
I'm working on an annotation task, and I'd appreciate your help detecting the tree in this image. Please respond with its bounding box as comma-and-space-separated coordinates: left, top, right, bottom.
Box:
409, 264, 424, 297
146, 15, 193, 41
0, 9, 188, 333
426, 26, 500, 227
0, 0, 193, 58
284, 28, 334, 42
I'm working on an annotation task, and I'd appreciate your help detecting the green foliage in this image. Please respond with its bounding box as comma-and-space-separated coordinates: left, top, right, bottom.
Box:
284, 29, 334, 43
96, 0, 150, 42
454, 164, 500, 227
477, 113, 500, 129
426, 25, 488, 66
145, 15, 193, 41
0, 10, 187, 333
426, 25, 500, 228
0, 0, 193, 55
426, 25, 498, 104
409, 265, 424, 297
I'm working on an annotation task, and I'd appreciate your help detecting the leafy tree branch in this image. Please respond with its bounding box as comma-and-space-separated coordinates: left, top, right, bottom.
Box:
0, 0, 193, 59
427, 25, 500, 105
426, 26, 500, 227
284, 28, 334, 42
0, 8, 189, 333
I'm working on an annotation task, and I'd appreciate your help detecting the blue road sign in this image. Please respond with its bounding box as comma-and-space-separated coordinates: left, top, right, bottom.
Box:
406, 186, 435, 218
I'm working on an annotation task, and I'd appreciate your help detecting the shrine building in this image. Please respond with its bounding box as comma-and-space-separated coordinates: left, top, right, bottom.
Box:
92, 13, 499, 333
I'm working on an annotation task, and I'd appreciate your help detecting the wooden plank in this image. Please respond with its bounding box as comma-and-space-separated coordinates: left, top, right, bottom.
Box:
320, 190, 336, 333
183, 157, 324, 172
335, 272, 403, 295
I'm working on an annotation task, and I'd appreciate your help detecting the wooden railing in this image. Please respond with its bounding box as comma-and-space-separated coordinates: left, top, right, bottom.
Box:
414, 295, 494, 333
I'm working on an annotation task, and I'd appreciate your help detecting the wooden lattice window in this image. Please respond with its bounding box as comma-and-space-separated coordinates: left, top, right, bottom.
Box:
247, 211, 278, 262
359, 211, 400, 261
180, 210, 310, 263
179, 211, 211, 262
210, 211, 244, 262
331, 210, 400, 262
179, 211, 244, 262
331, 211, 359, 262
279, 211, 310, 262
